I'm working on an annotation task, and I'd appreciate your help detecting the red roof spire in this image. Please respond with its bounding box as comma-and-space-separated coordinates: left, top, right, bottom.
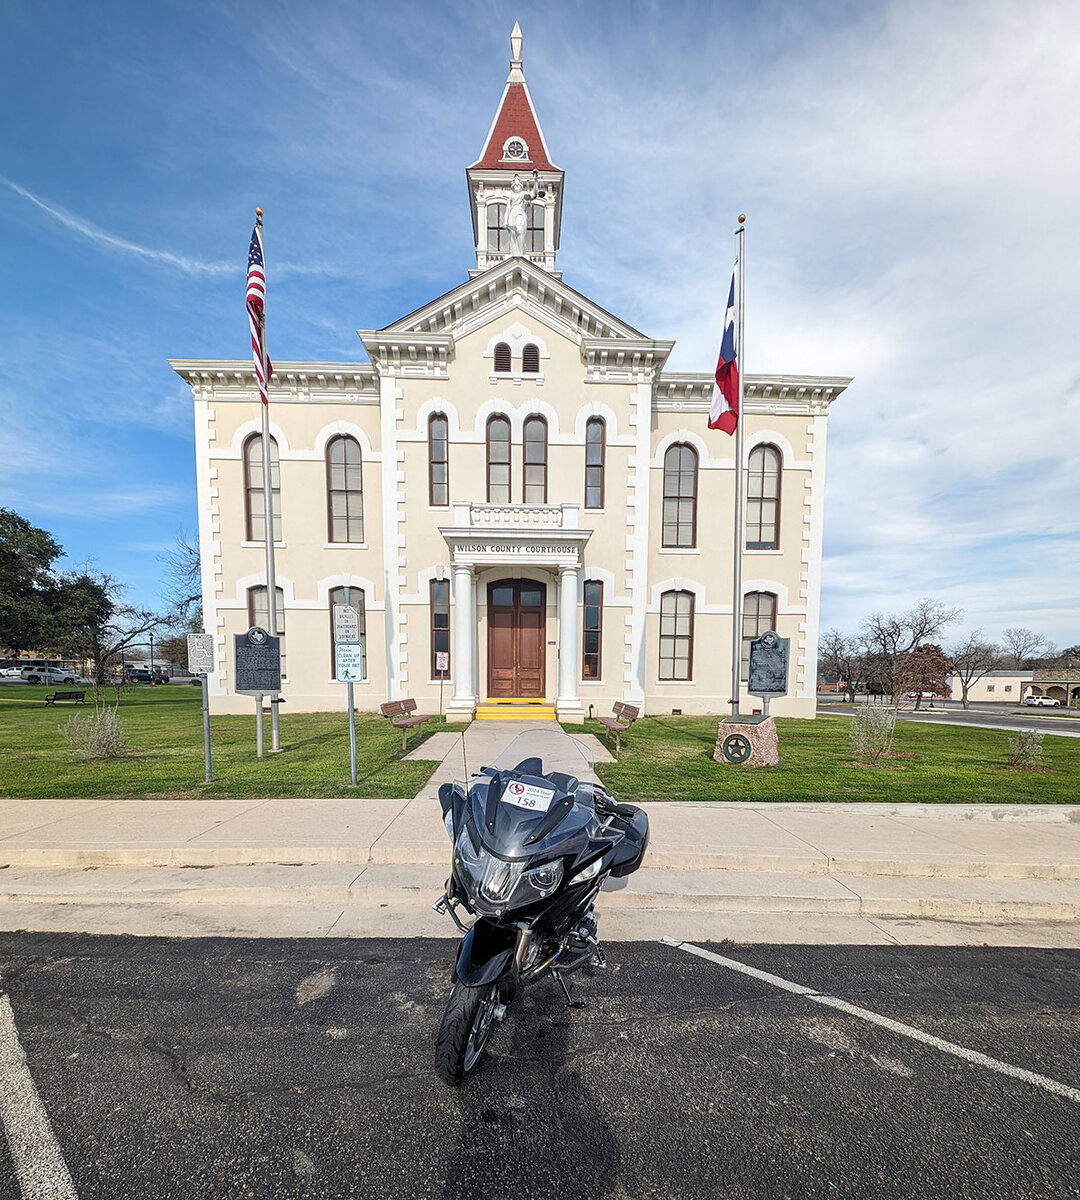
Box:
469, 22, 560, 173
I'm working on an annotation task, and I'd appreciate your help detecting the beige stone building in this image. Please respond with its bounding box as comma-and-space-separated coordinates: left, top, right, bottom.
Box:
172, 28, 850, 721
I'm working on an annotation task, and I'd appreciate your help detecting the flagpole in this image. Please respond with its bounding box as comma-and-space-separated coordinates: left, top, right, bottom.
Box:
255, 207, 282, 752
730, 214, 746, 716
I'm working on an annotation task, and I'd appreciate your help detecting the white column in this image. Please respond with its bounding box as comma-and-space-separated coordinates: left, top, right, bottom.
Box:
449, 563, 476, 721
556, 564, 584, 720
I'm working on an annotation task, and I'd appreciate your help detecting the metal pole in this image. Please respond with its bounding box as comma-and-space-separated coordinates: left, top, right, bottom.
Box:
256, 692, 264, 759
201, 673, 212, 782
345, 586, 356, 786
256, 209, 282, 753
730, 216, 747, 717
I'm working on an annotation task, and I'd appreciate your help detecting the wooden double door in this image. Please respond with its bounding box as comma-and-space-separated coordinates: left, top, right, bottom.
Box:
487, 579, 546, 698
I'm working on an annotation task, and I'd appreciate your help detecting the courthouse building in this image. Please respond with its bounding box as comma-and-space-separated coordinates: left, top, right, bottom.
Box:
172, 26, 850, 721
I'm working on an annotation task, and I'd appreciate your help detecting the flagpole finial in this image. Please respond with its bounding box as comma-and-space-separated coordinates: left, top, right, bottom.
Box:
255, 207, 264, 218
738, 213, 746, 224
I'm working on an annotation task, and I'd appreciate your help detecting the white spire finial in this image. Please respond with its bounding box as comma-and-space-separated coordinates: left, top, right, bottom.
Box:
507, 21, 524, 81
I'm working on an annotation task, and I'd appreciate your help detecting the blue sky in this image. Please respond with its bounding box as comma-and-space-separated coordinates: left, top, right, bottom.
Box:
2, 0, 1077, 647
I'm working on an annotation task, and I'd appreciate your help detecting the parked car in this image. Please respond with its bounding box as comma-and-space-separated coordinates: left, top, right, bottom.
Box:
1024, 695, 1061, 707
126, 668, 154, 683
20, 666, 78, 685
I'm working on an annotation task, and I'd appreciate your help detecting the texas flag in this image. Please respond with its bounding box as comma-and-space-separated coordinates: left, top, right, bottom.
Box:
708, 267, 739, 435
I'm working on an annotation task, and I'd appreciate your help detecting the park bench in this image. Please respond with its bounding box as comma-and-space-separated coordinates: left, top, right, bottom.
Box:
598, 701, 639, 754
44, 690, 87, 707
380, 698, 431, 752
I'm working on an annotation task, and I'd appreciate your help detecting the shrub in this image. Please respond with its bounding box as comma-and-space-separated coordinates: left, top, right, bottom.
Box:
1007, 729, 1044, 769
849, 706, 897, 764
61, 708, 124, 759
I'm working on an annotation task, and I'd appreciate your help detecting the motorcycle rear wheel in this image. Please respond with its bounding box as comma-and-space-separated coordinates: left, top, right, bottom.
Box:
435, 981, 499, 1086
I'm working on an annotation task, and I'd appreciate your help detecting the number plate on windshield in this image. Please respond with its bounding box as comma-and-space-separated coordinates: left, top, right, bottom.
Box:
501, 781, 555, 812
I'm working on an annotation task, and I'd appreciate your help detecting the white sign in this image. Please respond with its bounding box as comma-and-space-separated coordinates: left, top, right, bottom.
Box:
501, 780, 555, 812
335, 642, 364, 683
333, 604, 361, 645
435, 651, 449, 674
187, 632, 215, 674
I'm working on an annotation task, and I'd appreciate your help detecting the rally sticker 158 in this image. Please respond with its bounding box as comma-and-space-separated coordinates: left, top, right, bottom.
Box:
501, 780, 555, 812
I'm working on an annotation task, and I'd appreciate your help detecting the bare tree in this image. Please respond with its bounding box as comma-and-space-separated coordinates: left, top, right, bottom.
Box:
860, 598, 961, 702
818, 629, 867, 703
1000, 627, 1050, 669
160, 529, 202, 625
947, 633, 1002, 710
896, 643, 951, 710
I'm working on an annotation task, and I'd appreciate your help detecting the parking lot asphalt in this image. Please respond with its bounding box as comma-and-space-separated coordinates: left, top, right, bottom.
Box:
1, 933, 1077, 1200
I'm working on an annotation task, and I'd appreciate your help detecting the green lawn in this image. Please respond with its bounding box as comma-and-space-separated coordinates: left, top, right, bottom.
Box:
0, 685, 445, 799
566, 715, 1080, 804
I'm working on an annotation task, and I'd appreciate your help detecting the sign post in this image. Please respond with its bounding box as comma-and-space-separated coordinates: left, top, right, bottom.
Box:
334, 594, 363, 786
436, 651, 449, 715
186, 632, 216, 783
234, 627, 282, 761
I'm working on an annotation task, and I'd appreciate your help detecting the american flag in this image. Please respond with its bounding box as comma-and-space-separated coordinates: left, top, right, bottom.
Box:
246, 218, 272, 404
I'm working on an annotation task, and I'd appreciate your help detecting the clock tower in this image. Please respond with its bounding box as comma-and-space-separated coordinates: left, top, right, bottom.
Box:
467, 23, 564, 277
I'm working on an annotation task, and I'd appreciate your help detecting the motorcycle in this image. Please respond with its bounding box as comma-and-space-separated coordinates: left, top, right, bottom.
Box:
432, 730, 649, 1085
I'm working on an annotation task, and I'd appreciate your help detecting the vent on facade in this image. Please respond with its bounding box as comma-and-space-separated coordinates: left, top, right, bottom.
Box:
522, 343, 540, 373
671, 708, 682, 716
494, 343, 511, 372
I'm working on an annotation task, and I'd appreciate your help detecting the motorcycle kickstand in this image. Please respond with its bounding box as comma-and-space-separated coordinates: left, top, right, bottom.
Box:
553, 969, 586, 1009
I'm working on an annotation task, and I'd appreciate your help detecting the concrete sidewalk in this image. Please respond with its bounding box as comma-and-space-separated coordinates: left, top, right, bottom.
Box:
1, 722, 1078, 946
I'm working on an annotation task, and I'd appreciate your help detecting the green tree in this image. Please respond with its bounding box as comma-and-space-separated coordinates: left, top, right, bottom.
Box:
0, 508, 64, 653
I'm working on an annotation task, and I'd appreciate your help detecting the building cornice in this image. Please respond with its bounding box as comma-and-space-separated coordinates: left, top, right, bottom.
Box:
169, 360, 379, 403
655, 372, 853, 416
353, 333, 454, 379
582, 337, 675, 382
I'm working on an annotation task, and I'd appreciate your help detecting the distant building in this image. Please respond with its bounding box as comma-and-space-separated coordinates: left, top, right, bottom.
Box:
947, 670, 1031, 704
1027, 669, 1080, 708
172, 25, 850, 719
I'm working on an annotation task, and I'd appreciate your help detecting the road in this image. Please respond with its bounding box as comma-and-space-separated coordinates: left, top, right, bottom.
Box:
1, 933, 1077, 1199
818, 701, 1080, 738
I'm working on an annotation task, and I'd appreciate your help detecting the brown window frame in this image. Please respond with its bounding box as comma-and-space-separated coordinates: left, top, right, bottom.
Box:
486, 202, 506, 252
522, 343, 540, 373
662, 443, 698, 548
486, 415, 511, 503
582, 579, 603, 680
741, 591, 778, 682
430, 578, 451, 679
526, 203, 544, 253
328, 586, 365, 681
746, 444, 782, 550
659, 589, 694, 681
247, 585, 286, 675
585, 417, 605, 509
243, 433, 281, 543
522, 415, 548, 504
428, 413, 449, 507
493, 342, 512, 373
325, 435, 364, 544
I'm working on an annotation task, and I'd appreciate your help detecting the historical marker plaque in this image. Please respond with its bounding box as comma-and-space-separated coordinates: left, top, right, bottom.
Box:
748, 630, 790, 698
234, 627, 281, 696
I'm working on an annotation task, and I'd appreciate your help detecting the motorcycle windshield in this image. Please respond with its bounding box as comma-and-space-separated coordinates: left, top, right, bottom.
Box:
488, 727, 595, 778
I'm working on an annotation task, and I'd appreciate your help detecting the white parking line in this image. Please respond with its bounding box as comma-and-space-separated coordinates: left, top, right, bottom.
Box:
663, 937, 1080, 1106
0, 994, 78, 1199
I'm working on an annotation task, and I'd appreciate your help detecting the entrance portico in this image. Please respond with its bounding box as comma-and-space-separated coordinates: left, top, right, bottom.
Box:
441, 503, 591, 721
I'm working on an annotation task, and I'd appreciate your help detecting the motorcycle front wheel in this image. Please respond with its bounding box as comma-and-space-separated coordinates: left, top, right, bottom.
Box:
435, 980, 499, 1086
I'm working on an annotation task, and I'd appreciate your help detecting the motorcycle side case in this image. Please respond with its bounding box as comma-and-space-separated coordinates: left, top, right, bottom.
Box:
607, 805, 650, 878
453, 919, 518, 987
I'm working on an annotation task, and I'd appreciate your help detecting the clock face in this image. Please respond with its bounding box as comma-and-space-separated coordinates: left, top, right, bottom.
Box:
505, 138, 526, 159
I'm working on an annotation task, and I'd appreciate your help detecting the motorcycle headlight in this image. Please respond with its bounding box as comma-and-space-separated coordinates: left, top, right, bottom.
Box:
454, 832, 524, 907
523, 860, 564, 898
570, 856, 604, 885
443, 809, 454, 841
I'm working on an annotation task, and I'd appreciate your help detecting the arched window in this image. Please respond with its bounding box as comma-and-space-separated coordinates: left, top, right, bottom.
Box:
248, 585, 286, 675
523, 416, 548, 503
662, 444, 698, 547
585, 417, 605, 509
328, 586, 365, 680
527, 204, 544, 253
659, 590, 694, 681
430, 578, 450, 678
746, 444, 782, 550
428, 413, 449, 506
582, 580, 603, 680
486, 203, 506, 252
486, 415, 511, 502
243, 433, 281, 543
493, 342, 512, 372
326, 435, 363, 543
522, 343, 540, 374
742, 591, 778, 680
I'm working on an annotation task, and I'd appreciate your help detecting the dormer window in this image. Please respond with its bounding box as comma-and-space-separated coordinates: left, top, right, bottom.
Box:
502, 137, 529, 162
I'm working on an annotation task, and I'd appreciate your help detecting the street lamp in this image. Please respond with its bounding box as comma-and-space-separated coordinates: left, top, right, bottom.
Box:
149, 632, 155, 683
